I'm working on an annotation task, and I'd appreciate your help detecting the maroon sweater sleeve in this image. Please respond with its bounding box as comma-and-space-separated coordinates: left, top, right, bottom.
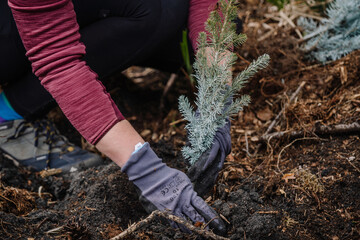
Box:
8, 0, 125, 144
188, 0, 218, 51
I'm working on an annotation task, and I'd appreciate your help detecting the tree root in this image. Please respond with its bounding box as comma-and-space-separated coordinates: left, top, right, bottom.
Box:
111, 210, 230, 240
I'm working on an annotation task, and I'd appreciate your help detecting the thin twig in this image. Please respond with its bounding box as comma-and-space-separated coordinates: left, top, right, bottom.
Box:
262, 130, 303, 142
261, 121, 360, 142
243, 131, 252, 157
347, 158, 360, 173
219, 214, 230, 224
35, 217, 49, 231
38, 186, 43, 198
169, 119, 186, 126
111, 210, 229, 240
160, 73, 177, 110
162, 73, 177, 99
45, 226, 64, 234
202, 216, 219, 230
278, 10, 303, 39
236, 52, 251, 65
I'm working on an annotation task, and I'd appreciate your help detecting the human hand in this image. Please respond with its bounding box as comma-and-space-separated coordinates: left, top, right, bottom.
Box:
121, 143, 226, 235
187, 118, 231, 197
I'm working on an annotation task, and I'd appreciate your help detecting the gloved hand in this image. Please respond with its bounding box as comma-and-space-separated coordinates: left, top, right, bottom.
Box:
121, 142, 226, 235
187, 118, 231, 197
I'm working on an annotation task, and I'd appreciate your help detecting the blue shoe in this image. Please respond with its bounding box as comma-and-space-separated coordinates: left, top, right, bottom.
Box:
0, 119, 103, 172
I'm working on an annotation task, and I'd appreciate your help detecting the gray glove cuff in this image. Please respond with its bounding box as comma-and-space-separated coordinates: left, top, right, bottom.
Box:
121, 142, 165, 183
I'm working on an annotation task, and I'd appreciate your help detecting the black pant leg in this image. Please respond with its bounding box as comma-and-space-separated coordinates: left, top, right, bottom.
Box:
0, 0, 29, 85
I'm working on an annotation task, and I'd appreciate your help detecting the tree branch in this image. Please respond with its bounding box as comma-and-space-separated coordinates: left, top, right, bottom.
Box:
261, 121, 360, 142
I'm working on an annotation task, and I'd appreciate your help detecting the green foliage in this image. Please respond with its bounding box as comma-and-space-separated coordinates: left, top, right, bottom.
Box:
179, 0, 270, 164
180, 29, 194, 84
266, 0, 290, 9
298, 0, 360, 63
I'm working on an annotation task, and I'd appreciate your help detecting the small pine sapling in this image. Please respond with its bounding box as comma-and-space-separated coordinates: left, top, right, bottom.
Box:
178, 0, 270, 165
297, 0, 360, 63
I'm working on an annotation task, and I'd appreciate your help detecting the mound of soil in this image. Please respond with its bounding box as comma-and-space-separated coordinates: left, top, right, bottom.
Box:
1, 135, 358, 239
0, 140, 283, 240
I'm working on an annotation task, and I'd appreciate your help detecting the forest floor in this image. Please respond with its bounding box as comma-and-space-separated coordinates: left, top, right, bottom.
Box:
0, 1, 359, 239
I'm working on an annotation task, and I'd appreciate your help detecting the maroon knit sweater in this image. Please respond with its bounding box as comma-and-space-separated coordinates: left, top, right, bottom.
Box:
8, 0, 217, 144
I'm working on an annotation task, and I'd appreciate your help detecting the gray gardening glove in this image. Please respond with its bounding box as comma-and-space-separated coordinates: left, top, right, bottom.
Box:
187, 93, 232, 197
187, 118, 231, 197
121, 143, 226, 236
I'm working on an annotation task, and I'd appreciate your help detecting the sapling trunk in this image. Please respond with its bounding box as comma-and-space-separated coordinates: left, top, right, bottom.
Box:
179, 0, 270, 165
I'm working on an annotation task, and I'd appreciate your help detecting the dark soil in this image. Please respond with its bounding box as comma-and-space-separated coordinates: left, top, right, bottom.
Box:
1, 1, 359, 239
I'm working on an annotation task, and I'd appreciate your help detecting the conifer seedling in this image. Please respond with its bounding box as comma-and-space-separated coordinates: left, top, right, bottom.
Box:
179, 0, 270, 165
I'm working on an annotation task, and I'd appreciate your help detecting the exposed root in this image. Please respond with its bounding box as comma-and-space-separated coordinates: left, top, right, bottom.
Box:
111, 210, 230, 240
277, 137, 323, 171
0, 183, 35, 216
